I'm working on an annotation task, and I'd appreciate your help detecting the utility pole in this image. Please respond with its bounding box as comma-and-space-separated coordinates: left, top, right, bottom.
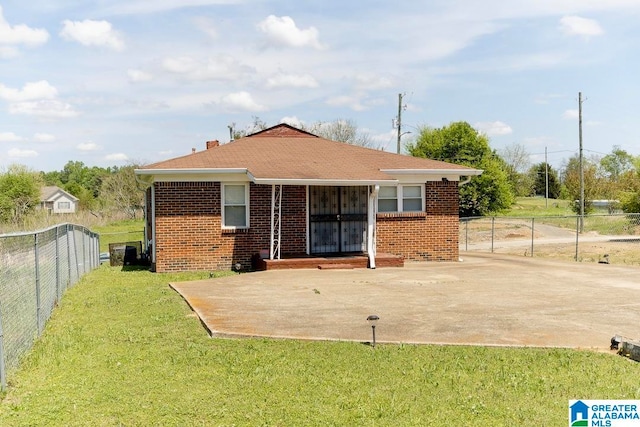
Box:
396, 93, 403, 154
545, 146, 549, 208
578, 92, 584, 232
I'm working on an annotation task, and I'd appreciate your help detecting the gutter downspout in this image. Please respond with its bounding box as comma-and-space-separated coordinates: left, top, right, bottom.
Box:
458, 176, 472, 186
367, 185, 379, 269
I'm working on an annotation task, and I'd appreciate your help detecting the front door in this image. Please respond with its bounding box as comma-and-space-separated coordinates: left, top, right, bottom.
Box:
309, 186, 368, 254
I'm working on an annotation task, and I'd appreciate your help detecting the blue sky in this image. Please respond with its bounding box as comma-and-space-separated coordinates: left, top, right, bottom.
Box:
1, 0, 639, 172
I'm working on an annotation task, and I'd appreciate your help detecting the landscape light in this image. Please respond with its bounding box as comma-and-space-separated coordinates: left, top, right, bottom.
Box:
367, 315, 379, 348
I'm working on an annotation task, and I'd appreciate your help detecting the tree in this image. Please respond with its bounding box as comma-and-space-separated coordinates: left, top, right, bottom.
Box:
230, 116, 268, 140
99, 164, 145, 219
561, 155, 602, 214
0, 164, 43, 224
499, 143, 533, 196
305, 119, 373, 148
407, 121, 515, 216
529, 162, 561, 199
600, 146, 635, 181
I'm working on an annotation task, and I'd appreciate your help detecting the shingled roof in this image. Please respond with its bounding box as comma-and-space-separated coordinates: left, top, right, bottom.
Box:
138, 123, 481, 184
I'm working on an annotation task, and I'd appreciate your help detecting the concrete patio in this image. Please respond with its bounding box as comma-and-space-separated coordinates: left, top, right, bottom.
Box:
170, 252, 640, 349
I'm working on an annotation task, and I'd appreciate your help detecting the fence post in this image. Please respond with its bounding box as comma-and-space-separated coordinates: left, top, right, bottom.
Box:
55, 225, 61, 303
575, 216, 580, 261
491, 217, 495, 253
81, 228, 87, 275
34, 233, 42, 336
66, 224, 72, 290
0, 300, 6, 392
530, 217, 535, 257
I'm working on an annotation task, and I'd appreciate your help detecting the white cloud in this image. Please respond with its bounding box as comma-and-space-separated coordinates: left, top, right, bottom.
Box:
193, 16, 218, 39
8, 148, 38, 158
0, 46, 18, 58
0, 5, 49, 48
266, 73, 318, 89
0, 132, 24, 142
9, 100, 79, 118
0, 80, 58, 102
475, 121, 513, 136
127, 69, 153, 83
559, 16, 604, 38
280, 116, 304, 127
162, 54, 254, 81
33, 133, 55, 142
257, 15, 326, 50
354, 74, 394, 91
326, 95, 368, 111
105, 153, 128, 161
60, 19, 125, 51
77, 142, 101, 151
220, 91, 267, 112
98, 0, 245, 16
563, 109, 579, 119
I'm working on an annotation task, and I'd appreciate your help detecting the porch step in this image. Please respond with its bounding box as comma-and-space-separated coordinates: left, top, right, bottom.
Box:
317, 263, 356, 270
255, 253, 403, 271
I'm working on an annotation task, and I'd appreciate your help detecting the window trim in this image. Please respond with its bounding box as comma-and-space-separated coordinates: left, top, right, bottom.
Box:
57, 201, 71, 210
221, 183, 250, 229
377, 184, 425, 213
377, 186, 398, 213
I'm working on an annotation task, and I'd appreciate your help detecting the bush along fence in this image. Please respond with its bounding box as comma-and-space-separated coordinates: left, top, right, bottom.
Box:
460, 213, 640, 265
0, 224, 99, 391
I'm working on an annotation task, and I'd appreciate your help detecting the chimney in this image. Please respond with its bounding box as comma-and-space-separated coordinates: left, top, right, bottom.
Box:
191, 148, 196, 154
206, 140, 219, 149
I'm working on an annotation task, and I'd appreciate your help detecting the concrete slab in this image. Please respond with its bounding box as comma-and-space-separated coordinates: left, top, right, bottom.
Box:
170, 253, 640, 349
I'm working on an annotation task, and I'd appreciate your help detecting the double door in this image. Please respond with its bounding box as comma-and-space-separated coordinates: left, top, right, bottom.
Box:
309, 186, 368, 254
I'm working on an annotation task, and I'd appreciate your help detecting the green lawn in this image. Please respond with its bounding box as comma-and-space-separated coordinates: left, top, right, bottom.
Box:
93, 219, 145, 253
496, 197, 574, 217
1, 265, 639, 426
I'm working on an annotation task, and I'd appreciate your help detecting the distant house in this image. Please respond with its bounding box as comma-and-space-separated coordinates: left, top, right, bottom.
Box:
40, 186, 79, 214
135, 124, 483, 272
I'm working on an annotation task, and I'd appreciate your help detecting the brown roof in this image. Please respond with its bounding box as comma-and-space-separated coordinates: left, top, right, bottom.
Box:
141, 124, 480, 182
40, 186, 78, 202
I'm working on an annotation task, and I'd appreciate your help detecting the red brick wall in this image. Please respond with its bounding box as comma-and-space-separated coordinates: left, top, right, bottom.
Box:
153, 182, 306, 272
376, 181, 459, 261
153, 181, 459, 271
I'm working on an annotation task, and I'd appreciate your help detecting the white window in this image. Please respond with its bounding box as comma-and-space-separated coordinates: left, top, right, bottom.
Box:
402, 185, 423, 212
378, 186, 398, 212
222, 184, 249, 228
378, 185, 424, 213
58, 201, 71, 209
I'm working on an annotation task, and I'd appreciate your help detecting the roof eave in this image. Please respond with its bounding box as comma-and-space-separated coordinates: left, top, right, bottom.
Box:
252, 178, 398, 186
380, 168, 484, 176
134, 168, 249, 175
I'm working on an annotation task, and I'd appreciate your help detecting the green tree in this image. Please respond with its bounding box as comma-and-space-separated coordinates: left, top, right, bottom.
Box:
529, 162, 561, 199
600, 146, 635, 181
0, 164, 43, 224
99, 164, 145, 219
407, 121, 515, 216
561, 155, 603, 214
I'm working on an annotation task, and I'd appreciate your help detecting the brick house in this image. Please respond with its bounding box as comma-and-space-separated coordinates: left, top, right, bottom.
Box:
135, 124, 482, 272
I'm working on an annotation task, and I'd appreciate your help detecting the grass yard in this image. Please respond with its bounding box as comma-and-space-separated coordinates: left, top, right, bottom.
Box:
93, 219, 145, 253
497, 197, 574, 217
1, 265, 640, 426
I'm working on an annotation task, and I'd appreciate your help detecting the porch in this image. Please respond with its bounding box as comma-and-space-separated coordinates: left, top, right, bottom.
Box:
254, 252, 404, 271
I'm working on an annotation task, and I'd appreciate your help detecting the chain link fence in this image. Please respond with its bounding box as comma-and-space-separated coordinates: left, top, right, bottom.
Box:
460, 214, 640, 264
0, 224, 99, 391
